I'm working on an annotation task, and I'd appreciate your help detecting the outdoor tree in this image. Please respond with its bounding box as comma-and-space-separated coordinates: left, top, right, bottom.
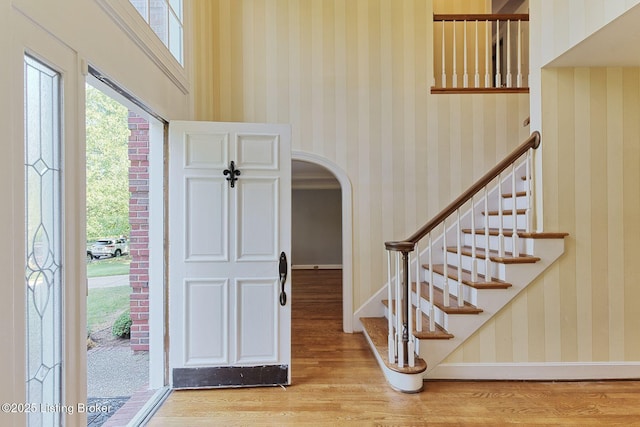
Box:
86, 86, 130, 241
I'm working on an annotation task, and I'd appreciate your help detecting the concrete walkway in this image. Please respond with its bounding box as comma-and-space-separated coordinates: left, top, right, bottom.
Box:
88, 274, 129, 289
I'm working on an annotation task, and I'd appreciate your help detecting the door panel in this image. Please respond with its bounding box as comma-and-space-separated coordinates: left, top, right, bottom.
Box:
236, 178, 278, 261
169, 121, 291, 389
184, 279, 229, 366
237, 279, 278, 363
185, 177, 228, 261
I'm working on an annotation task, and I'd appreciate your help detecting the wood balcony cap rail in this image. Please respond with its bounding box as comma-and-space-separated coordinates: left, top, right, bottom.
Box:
384, 241, 415, 253
395, 131, 540, 246
433, 13, 529, 22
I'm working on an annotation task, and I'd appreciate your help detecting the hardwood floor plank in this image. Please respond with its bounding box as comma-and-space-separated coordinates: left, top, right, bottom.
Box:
148, 269, 640, 426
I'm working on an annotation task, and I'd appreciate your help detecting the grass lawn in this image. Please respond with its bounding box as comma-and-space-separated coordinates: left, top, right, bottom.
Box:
87, 285, 130, 334
87, 255, 131, 278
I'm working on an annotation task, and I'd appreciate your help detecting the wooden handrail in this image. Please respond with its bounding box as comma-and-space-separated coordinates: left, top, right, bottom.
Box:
385, 131, 540, 250
433, 14, 529, 22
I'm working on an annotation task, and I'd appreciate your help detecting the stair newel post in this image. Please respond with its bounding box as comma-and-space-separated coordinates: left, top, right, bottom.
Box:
511, 163, 520, 257
387, 250, 395, 363
525, 148, 532, 233
484, 186, 491, 280
456, 209, 464, 307
415, 242, 422, 333
400, 249, 410, 368
471, 195, 478, 282
498, 172, 505, 257
428, 232, 435, 332
395, 250, 403, 368
442, 219, 450, 307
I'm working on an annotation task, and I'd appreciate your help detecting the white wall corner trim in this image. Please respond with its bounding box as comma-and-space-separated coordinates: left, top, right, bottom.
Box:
94, 0, 189, 94
427, 362, 640, 381
292, 151, 353, 333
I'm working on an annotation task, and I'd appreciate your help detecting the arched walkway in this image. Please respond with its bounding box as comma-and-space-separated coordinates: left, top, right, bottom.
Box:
292, 151, 353, 332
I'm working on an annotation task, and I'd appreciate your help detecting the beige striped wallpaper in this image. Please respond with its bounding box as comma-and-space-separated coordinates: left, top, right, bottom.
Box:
190, 0, 530, 310
447, 67, 640, 363
536, 0, 640, 68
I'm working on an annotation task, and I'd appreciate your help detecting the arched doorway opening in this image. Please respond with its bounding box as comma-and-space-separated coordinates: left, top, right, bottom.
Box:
291, 152, 353, 333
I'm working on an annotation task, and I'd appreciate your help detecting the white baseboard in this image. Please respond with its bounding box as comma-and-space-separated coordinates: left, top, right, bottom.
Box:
292, 264, 342, 270
426, 362, 640, 381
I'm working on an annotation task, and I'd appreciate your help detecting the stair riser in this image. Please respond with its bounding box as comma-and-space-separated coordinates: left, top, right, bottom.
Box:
444, 252, 507, 281
385, 303, 450, 335
462, 233, 538, 255
502, 195, 529, 210
485, 214, 527, 230
415, 276, 479, 307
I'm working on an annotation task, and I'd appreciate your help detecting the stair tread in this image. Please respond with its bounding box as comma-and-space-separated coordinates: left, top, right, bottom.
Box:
382, 300, 454, 340
360, 317, 428, 374
424, 264, 512, 289
483, 208, 526, 216
462, 228, 569, 239
446, 245, 540, 264
409, 283, 483, 314
502, 191, 527, 198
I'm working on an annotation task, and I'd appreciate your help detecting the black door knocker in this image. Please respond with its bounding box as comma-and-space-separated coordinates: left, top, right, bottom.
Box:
223, 161, 241, 188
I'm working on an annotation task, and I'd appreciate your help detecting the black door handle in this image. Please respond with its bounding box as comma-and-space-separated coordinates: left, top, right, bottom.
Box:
279, 252, 287, 306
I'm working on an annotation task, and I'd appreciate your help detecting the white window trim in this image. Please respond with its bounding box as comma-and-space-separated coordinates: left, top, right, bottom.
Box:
94, 0, 189, 95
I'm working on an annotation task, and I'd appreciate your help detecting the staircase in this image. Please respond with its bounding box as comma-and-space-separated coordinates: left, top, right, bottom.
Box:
358, 132, 568, 393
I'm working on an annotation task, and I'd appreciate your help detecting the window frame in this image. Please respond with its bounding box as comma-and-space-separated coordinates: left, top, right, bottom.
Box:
94, 0, 188, 95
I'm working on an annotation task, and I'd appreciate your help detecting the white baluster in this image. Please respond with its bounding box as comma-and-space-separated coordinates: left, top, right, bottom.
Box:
428, 232, 435, 332
407, 252, 415, 368
463, 20, 468, 88
506, 20, 512, 88
456, 209, 463, 307
471, 195, 478, 282
387, 250, 394, 362
452, 20, 458, 88
441, 21, 446, 88
415, 243, 422, 332
442, 219, 450, 307
495, 20, 501, 87
484, 186, 491, 280
517, 20, 523, 88
525, 148, 532, 233
511, 163, 520, 257
485, 20, 490, 87
498, 172, 505, 257
474, 20, 480, 88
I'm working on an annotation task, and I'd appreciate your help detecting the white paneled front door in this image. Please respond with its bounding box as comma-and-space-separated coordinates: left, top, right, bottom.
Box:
168, 121, 291, 388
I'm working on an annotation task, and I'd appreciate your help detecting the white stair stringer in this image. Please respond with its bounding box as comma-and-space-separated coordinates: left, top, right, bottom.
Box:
419, 237, 566, 377
356, 151, 569, 391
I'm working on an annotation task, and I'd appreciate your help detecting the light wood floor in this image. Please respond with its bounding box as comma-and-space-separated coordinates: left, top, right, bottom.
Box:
149, 270, 640, 426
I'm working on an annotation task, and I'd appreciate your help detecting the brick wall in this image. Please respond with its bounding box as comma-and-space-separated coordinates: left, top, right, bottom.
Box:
128, 112, 150, 352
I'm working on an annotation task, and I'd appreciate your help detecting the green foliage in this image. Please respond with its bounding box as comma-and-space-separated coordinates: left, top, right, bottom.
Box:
86, 256, 131, 278
86, 85, 130, 240
87, 285, 131, 333
112, 310, 132, 338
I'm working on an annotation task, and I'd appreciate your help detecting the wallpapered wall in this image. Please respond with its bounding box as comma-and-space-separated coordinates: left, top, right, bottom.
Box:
447, 67, 640, 363
190, 0, 530, 311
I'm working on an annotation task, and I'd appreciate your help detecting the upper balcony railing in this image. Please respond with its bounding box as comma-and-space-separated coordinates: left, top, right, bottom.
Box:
433, 14, 529, 94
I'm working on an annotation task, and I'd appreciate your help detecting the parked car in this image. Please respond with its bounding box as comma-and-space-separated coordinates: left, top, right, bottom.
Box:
90, 237, 129, 259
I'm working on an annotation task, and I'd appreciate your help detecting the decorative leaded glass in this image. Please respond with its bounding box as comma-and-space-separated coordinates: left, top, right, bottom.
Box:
24, 55, 62, 427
